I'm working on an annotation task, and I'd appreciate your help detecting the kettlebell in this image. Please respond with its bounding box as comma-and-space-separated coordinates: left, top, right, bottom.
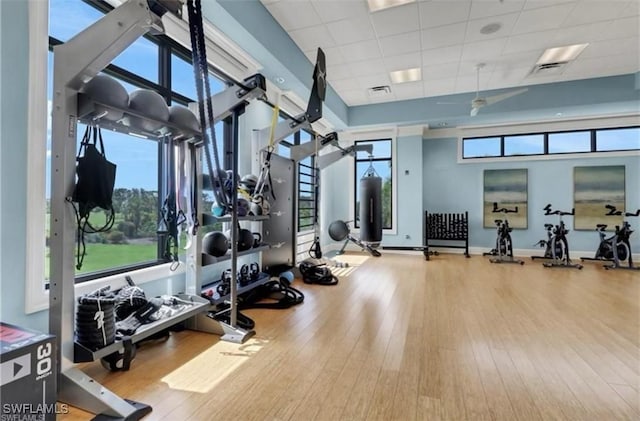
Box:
238, 228, 254, 251
252, 232, 262, 248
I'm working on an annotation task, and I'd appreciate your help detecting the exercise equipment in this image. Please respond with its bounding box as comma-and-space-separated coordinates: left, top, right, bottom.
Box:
127, 89, 170, 131
202, 231, 229, 257
531, 204, 582, 269
483, 202, 524, 264
423, 211, 470, 260
328, 220, 382, 257
299, 259, 339, 285
168, 105, 200, 139
79, 74, 129, 121
581, 206, 640, 270
359, 169, 383, 244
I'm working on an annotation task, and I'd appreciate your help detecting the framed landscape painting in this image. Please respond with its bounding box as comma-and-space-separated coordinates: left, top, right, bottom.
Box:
483, 169, 528, 229
574, 165, 625, 231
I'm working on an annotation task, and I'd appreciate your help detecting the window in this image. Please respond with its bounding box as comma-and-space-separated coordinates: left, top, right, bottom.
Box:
46, 0, 230, 282
463, 137, 501, 158
504, 134, 544, 156
596, 127, 640, 151
354, 139, 392, 230
462, 126, 640, 159
548, 131, 591, 153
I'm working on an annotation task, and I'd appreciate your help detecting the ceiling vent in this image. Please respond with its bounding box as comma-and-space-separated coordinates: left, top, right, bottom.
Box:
368, 85, 392, 98
529, 62, 568, 77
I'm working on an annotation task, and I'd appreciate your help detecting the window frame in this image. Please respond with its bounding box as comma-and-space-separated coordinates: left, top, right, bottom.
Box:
353, 138, 394, 231
27, 0, 237, 312
461, 125, 640, 160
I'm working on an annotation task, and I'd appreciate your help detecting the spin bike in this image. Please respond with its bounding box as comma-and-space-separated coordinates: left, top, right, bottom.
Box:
531, 204, 583, 269
582, 206, 640, 270
483, 202, 524, 264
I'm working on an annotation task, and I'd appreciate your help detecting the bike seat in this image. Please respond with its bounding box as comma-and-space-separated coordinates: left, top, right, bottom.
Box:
596, 224, 607, 230
494, 219, 503, 225
544, 224, 553, 229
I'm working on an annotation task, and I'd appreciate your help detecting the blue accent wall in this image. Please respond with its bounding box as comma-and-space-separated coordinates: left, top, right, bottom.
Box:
422, 138, 640, 253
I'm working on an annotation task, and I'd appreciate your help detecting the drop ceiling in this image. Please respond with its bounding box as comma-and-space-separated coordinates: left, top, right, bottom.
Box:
259, 0, 639, 107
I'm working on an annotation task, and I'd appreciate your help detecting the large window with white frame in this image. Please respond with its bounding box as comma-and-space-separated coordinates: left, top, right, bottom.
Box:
46, 0, 230, 283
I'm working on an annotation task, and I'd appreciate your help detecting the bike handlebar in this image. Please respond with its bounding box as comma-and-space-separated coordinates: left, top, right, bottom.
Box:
492, 202, 518, 213
543, 204, 574, 216
625, 209, 640, 217
605, 204, 622, 216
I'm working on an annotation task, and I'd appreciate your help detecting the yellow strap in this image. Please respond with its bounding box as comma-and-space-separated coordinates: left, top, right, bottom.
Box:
268, 98, 280, 151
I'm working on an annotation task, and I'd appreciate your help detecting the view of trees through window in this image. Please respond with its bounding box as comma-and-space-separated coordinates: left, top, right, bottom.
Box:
47, 0, 228, 280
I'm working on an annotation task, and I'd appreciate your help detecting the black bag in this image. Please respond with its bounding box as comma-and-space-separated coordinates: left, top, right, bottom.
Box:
72, 126, 116, 218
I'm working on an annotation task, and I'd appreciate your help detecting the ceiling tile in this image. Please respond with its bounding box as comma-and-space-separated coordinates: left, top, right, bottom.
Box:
421, 23, 467, 50
370, 3, 420, 38
379, 31, 421, 57
340, 39, 382, 62
622, 0, 640, 16
488, 65, 532, 88
457, 62, 496, 76
329, 78, 358, 93
493, 50, 540, 69
460, 38, 508, 62
503, 30, 558, 54
418, 1, 471, 29
326, 15, 376, 45
552, 20, 616, 45
604, 16, 640, 40
305, 46, 346, 66
289, 25, 336, 52
339, 89, 368, 106
469, 0, 525, 20
357, 74, 392, 90
454, 73, 485, 93
563, 1, 630, 26
265, 1, 322, 31
512, 3, 575, 34
310, 0, 368, 23
326, 64, 354, 81
422, 62, 460, 80
522, 0, 576, 10
580, 36, 640, 60
465, 13, 520, 42
422, 45, 463, 67
350, 58, 387, 77
423, 78, 456, 97
385, 52, 423, 72
391, 81, 425, 100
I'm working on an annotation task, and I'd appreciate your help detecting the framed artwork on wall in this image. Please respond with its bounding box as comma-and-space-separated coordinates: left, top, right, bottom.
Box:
483, 169, 528, 229
574, 165, 625, 231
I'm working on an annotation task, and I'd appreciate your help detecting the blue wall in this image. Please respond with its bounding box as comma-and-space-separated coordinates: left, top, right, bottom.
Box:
422, 138, 640, 253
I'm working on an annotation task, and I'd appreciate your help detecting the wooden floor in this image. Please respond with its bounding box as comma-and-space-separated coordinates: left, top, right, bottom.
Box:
61, 253, 639, 421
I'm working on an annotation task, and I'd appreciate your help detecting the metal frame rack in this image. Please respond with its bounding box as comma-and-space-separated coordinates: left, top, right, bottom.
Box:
424, 211, 470, 260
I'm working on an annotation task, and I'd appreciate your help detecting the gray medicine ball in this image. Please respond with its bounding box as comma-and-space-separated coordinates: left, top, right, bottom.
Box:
328, 220, 349, 242
81, 74, 129, 121
202, 231, 229, 257
128, 89, 170, 132
169, 105, 200, 138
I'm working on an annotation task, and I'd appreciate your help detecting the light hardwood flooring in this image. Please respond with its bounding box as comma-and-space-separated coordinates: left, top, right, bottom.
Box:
61, 252, 639, 420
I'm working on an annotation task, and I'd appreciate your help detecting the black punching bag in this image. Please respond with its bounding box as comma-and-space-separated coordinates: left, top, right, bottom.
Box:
359, 175, 382, 243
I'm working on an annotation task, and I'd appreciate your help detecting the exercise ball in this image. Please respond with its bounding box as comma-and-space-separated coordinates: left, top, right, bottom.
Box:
128, 89, 169, 132
328, 220, 349, 242
237, 196, 250, 217
202, 231, 228, 257
238, 228, 254, 252
168, 105, 200, 138
81, 74, 129, 121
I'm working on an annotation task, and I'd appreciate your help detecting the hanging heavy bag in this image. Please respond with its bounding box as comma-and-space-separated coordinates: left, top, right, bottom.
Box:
72, 126, 117, 217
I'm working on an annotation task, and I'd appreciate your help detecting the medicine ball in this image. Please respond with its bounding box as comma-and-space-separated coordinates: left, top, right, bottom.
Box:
81, 74, 129, 121
237, 196, 250, 217
168, 105, 200, 138
328, 220, 349, 241
202, 231, 228, 257
128, 89, 170, 132
238, 228, 254, 251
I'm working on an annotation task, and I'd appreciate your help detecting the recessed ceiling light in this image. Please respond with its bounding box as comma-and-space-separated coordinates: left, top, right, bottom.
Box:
390, 68, 421, 84
536, 43, 589, 65
367, 0, 416, 13
480, 22, 502, 35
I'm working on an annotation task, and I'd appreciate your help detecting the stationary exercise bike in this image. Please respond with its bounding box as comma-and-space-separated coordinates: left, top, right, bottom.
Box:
483, 202, 524, 264
582, 206, 640, 270
531, 204, 583, 269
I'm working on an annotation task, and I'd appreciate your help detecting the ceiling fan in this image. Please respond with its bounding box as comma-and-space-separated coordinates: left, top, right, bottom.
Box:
443, 63, 529, 116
